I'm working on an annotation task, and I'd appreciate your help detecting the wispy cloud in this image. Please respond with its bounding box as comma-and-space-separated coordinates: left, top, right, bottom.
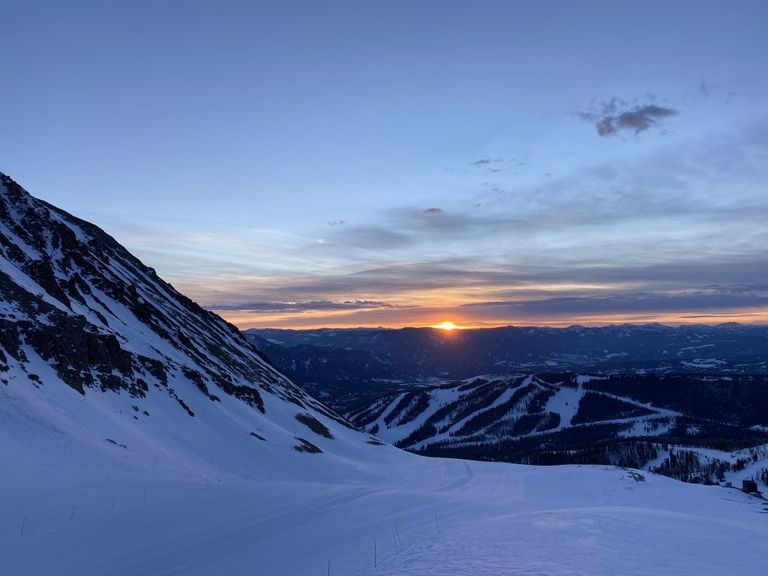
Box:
321, 226, 414, 251
461, 290, 768, 319
214, 288, 768, 329
223, 256, 768, 302
470, 157, 503, 167
209, 299, 396, 313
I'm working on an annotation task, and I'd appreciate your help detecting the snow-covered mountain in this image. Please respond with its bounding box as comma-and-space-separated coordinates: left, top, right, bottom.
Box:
351, 374, 674, 450
0, 171, 382, 479
2, 172, 767, 576
350, 373, 768, 483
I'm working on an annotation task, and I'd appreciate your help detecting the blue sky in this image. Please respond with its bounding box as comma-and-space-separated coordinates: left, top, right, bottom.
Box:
2, 0, 767, 327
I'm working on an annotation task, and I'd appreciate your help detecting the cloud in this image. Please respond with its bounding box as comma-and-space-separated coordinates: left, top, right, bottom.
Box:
211, 287, 768, 329
138, 119, 768, 329
318, 208, 512, 252
392, 207, 520, 233
699, 78, 710, 99
460, 290, 768, 319
209, 299, 396, 313
302, 121, 768, 267
205, 254, 768, 307
580, 98, 678, 136
471, 157, 503, 167
324, 226, 414, 250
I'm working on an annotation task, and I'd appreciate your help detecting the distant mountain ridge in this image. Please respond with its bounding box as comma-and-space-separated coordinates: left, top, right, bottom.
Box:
245, 324, 768, 409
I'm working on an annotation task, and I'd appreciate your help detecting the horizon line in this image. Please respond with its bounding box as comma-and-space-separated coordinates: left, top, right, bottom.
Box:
238, 320, 768, 331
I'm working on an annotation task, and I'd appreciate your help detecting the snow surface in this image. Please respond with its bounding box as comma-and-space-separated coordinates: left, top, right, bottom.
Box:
543, 379, 583, 429
2, 371, 768, 576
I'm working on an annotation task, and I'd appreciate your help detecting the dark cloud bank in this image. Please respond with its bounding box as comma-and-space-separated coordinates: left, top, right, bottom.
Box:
461, 291, 768, 320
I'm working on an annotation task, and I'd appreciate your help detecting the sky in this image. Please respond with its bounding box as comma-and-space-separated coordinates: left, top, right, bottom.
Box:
2, 0, 767, 329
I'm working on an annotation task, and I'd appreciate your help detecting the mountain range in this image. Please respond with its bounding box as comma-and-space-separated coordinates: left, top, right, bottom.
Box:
247, 327, 768, 487
245, 324, 768, 410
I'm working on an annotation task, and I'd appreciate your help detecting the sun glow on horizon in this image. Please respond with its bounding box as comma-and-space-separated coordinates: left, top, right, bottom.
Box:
430, 321, 463, 331
214, 305, 768, 331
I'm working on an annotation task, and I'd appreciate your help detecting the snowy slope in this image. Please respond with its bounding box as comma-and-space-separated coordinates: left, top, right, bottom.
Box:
349, 373, 768, 474
2, 454, 767, 576
649, 443, 768, 488
351, 374, 683, 450
2, 172, 767, 576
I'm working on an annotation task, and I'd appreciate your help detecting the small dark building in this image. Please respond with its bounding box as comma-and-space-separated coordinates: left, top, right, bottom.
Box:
742, 479, 758, 493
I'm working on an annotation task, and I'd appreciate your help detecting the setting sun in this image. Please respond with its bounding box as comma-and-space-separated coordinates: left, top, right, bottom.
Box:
431, 321, 462, 331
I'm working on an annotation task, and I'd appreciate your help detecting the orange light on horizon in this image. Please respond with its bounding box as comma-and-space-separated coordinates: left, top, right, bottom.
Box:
430, 321, 463, 331
214, 305, 768, 331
